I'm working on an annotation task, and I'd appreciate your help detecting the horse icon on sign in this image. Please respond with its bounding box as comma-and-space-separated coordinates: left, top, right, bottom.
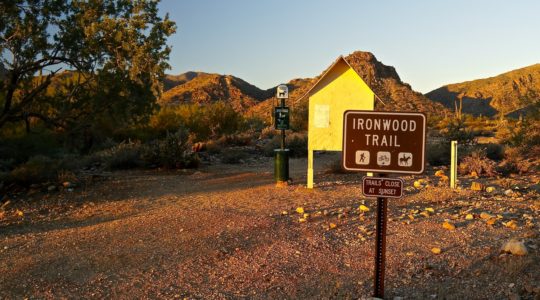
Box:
398, 152, 413, 167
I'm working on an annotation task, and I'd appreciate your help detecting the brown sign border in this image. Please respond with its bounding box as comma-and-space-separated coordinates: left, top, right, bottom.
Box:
342, 110, 426, 174
361, 176, 404, 199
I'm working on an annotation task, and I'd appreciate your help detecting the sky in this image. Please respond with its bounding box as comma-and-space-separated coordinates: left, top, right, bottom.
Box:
158, 0, 540, 93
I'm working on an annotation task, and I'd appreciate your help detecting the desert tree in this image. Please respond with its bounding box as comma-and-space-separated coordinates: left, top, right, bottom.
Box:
0, 0, 176, 141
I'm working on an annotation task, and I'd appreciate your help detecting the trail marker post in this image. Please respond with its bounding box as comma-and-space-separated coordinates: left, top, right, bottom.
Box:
342, 110, 426, 298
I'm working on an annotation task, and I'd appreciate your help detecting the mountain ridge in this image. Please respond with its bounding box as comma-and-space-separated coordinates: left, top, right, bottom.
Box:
426, 64, 540, 117
160, 72, 272, 112
246, 51, 447, 121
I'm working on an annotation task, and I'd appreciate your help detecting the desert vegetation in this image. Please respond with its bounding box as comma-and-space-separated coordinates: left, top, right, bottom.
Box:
426, 111, 540, 178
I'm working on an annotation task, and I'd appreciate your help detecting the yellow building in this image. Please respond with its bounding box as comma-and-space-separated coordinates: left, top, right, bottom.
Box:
298, 56, 378, 188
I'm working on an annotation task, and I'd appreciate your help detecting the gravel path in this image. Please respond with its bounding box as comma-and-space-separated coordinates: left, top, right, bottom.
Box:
1, 156, 539, 299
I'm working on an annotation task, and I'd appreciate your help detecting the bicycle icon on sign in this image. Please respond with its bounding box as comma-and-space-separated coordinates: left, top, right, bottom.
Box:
377, 151, 391, 166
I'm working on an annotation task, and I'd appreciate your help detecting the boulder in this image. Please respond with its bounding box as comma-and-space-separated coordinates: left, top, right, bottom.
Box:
442, 221, 456, 230
504, 189, 514, 197
501, 239, 528, 256
480, 212, 494, 220
431, 247, 442, 254
471, 182, 484, 191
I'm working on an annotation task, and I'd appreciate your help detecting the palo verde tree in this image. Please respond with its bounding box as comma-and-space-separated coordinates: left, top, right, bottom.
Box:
0, 0, 176, 145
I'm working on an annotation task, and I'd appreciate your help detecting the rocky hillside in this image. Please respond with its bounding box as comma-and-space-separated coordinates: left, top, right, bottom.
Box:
426, 64, 540, 117
163, 71, 203, 91
160, 72, 272, 112
248, 51, 446, 121
246, 78, 311, 122
345, 51, 445, 113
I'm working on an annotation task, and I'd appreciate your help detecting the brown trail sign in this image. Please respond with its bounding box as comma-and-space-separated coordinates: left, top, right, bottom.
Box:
342, 111, 426, 174
342, 110, 426, 298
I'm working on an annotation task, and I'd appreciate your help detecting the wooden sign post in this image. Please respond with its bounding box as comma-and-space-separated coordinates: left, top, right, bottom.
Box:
342, 110, 426, 298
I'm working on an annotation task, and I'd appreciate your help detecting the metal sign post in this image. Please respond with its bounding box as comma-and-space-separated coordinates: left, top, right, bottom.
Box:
374, 173, 388, 298
342, 110, 426, 298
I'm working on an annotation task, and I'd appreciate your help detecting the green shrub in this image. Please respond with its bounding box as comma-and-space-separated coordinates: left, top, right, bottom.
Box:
508, 120, 540, 147
459, 149, 497, 177
148, 107, 184, 137
56, 153, 87, 171
324, 158, 351, 174
497, 146, 538, 174
220, 149, 248, 164
0, 158, 16, 172
241, 116, 266, 133
496, 158, 519, 176
0, 132, 62, 166
439, 119, 475, 144
290, 102, 308, 131
57, 169, 79, 184
286, 132, 308, 157
262, 138, 278, 157
483, 143, 505, 161
216, 133, 254, 147
142, 129, 199, 169
426, 142, 450, 166
259, 126, 276, 140
0, 171, 9, 184
205, 140, 222, 154
148, 102, 242, 142
262, 132, 308, 158
107, 148, 142, 170
497, 119, 540, 161
97, 140, 143, 170
111, 125, 160, 143
154, 102, 243, 142
9, 155, 59, 185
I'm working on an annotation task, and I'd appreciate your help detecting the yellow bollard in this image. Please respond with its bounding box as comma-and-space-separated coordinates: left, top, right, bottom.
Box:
307, 149, 314, 189
450, 141, 458, 189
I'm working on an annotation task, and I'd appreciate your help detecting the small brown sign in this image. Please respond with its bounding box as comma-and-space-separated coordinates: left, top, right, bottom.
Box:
342, 111, 426, 174
362, 177, 404, 198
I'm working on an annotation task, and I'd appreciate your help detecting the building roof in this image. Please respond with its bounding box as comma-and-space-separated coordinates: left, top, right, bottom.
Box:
297, 55, 385, 105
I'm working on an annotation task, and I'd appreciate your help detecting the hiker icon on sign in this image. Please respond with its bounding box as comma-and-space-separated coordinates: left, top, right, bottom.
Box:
355, 150, 370, 165
398, 152, 413, 167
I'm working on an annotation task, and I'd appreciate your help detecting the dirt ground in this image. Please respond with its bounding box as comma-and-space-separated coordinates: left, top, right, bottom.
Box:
1, 153, 539, 299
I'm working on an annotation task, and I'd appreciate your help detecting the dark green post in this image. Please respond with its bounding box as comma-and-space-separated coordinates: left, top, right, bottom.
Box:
274, 149, 289, 182
274, 84, 290, 184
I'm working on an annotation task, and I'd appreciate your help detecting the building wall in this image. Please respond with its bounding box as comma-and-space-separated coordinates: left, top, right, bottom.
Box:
308, 60, 375, 151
